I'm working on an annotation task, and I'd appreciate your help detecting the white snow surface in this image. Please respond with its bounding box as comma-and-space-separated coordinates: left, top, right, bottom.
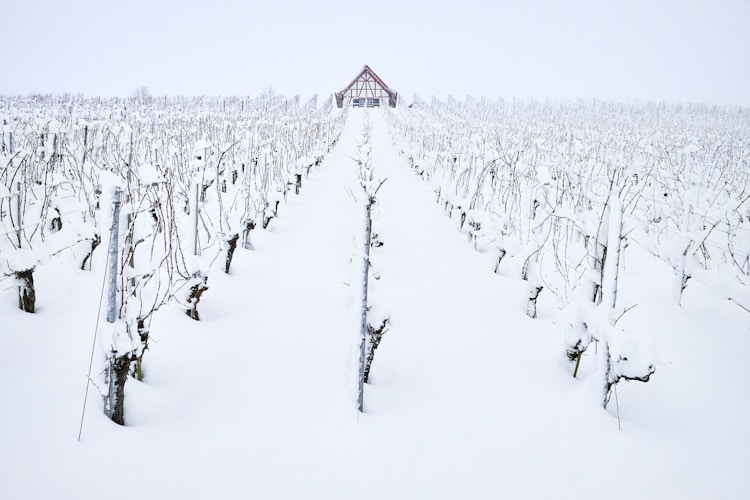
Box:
1, 109, 749, 499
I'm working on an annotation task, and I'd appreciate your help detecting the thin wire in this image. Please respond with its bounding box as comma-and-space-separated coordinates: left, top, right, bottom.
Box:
0, 181, 69, 200
77, 226, 112, 441
614, 383, 622, 431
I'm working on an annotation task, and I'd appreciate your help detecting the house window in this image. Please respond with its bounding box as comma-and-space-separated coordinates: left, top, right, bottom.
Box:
351, 97, 381, 108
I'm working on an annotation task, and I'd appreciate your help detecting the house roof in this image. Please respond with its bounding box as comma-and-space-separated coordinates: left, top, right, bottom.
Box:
336, 65, 398, 107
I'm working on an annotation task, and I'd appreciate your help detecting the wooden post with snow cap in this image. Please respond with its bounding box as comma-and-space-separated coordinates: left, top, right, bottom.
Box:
358, 196, 373, 413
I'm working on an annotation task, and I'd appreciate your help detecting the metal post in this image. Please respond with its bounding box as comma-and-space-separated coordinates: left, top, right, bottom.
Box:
52, 133, 58, 169
105, 189, 123, 420
127, 132, 134, 184
82, 126, 88, 168
194, 183, 200, 256
107, 189, 121, 323
15, 182, 22, 247
358, 197, 373, 413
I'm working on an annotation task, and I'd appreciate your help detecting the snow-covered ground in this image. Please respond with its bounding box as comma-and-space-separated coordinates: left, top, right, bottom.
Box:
2, 109, 749, 499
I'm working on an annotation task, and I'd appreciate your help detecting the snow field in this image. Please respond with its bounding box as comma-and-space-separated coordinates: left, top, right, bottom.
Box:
1, 107, 749, 499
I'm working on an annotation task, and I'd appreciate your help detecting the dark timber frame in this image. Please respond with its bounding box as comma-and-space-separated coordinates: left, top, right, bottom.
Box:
336, 65, 398, 108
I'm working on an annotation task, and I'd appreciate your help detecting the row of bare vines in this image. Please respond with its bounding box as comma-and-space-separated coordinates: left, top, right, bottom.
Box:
386, 96, 749, 408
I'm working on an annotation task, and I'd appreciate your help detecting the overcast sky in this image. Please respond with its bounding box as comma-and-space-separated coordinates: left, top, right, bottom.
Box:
3, 0, 749, 105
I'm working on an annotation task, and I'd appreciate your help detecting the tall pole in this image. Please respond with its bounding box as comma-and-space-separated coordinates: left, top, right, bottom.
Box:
194, 183, 200, 256
358, 197, 373, 413
15, 182, 22, 248
107, 189, 121, 323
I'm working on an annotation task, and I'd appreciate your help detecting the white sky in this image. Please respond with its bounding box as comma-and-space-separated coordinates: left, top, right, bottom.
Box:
3, 0, 749, 105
